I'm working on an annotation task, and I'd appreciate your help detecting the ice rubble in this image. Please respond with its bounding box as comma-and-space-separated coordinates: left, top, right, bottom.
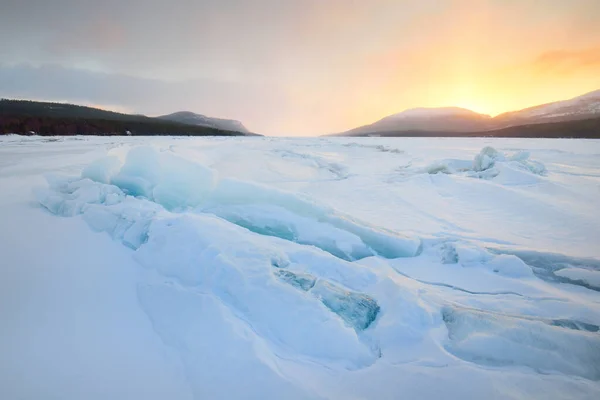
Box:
420, 146, 547, 182
33, 144, 600, 391
36, 147, 399, 367
76, 146, 421, 260
136, 215, 378, 366
37, 179, 380, 367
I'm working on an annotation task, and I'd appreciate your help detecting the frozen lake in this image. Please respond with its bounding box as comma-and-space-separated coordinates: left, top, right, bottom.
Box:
1, 135, 599, 399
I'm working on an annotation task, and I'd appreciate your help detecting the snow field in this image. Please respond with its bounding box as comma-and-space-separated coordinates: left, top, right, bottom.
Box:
2, 135, 600, 399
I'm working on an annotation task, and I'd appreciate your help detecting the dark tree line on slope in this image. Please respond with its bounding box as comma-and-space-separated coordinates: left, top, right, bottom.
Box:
0, 99, 245, 136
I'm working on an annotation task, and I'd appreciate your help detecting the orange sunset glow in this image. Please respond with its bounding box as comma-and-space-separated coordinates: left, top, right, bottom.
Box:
1, 0, 599, 135
281, 1, 600, 135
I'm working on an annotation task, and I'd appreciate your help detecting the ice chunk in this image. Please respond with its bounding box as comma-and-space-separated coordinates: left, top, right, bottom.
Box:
110, 146, 216, 210
424, 159, 472, 175
81, 156, 122, 184
425, 163, 452, 175
274, 270, 379, 331
207, 179, 421, 258
432, 242, 532, 277
135, 215, 378, 366
437, 242, 459, 264
432, 241, 493, 265
111, 146, 161, 198
324, 217, 421, 259
36, 174, 160, 249
122, 219, 152, 249
508, 151, 547, 175
471, 147, 546, 180
555, 267, 600, 290
36, 178, 125, 217
152, 152, 216, 211
311, 280, 380, 331
442, 306, 600, 380
550, 319, 599, 333
493, 250, 600, 290
82, 206, 125, 234
453, 243, 494, 265
208, 204, 376, 261
485, 254, 534, 278
275, 269, 316, 291
473, 146, 503, 172
509, 150, 530, 162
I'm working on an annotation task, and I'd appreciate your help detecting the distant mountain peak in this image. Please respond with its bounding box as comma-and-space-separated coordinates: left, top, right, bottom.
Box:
344, 106, 492, 135
336, 88, 600, 136
386, 106, 489, 120
158, 111, 250, 133
166, 111, 207, 118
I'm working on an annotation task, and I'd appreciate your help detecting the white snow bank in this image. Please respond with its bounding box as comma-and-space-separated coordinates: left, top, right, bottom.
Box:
137, 284, 319, 399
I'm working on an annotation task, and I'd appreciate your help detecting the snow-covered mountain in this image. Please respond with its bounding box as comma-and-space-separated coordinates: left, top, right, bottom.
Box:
345, 107, 493, 135
158, 111, 250, 133
338, 89, 600, 136
494, 89, 600, 126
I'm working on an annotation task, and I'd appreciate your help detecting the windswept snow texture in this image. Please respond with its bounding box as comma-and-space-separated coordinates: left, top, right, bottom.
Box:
2, 135, 600, 400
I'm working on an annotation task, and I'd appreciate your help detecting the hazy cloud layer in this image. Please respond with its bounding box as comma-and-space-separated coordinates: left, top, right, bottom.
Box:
0, 64, 295, 134
1, 0, 600, 135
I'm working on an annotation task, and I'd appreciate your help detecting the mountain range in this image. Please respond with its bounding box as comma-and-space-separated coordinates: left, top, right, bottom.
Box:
0, 100, 253, 136
337, 89, 600, 138
2, 89, 600, 137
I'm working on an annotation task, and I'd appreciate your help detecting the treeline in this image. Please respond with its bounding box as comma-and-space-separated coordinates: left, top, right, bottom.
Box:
0, 99, 245, 136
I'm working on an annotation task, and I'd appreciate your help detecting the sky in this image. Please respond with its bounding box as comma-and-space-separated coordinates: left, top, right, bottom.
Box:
1, 0, 600, 136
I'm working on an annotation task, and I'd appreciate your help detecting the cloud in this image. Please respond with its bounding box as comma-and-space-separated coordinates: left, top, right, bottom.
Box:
2, 1, 600, 135
0, 64, 294, 134
533, 47, 600, 75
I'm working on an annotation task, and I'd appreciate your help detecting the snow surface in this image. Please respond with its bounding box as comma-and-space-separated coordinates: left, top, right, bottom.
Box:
1, 135, 600, 399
